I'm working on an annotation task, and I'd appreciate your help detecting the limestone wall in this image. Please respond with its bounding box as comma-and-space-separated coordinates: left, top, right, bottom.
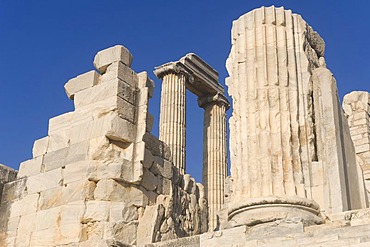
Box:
0, 45, 207, 247
343, 91, 370, 201
0, 164, 17, 204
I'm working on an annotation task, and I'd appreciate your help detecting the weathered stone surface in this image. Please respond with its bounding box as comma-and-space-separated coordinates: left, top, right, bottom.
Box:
74, 78, 136, 109
32, 136, 49, 158
48, 111, 74, 135
225, 6, 367, 228
2, 178, 27, 204
94, 45, 133, 73
0, 164, 17, 183
141, 169, 158, 191
65, 70, 100, 99
26, 168, 63, 194
150, 157, 173, 179
137, 204, 165, 246
110, 202, 138, 223
343, 91, 370, 202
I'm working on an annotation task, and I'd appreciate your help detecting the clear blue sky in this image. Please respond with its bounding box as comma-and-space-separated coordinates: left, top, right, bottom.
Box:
0, 1, 369, 182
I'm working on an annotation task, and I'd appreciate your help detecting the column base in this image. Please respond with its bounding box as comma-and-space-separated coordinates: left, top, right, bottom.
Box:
227, 196, 324, 227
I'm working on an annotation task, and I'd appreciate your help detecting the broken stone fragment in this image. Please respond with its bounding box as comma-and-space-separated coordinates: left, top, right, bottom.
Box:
93, 45, 133, 73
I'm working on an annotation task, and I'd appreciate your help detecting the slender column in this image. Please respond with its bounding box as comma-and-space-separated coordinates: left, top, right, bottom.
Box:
154, 63, 189, 174
199, 93, 230, 230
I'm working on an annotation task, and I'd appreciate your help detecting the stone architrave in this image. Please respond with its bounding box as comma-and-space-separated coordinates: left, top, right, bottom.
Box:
154, 63, 189, 174
199, 93, 229, 231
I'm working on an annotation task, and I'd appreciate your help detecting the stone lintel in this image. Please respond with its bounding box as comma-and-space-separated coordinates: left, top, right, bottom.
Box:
198, 93, 230, 110
154, 53, 225, 97
180, 53, 224, 97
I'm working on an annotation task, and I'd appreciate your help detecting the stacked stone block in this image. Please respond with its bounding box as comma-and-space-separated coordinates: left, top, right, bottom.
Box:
343, 91, 370, 200
0, 45, 207, 246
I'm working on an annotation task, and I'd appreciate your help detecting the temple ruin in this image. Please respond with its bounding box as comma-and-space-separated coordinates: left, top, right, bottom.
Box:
0, 5, 370, 247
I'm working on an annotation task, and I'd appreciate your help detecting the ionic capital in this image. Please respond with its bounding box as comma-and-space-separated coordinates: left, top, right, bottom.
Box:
154, 62, 193, 81
198, 93, 230, 110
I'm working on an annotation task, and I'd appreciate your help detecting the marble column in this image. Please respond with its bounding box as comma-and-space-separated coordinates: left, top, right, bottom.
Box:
154, 63, 189, 174
226, 6, 324, 226
199, 93, 230, 230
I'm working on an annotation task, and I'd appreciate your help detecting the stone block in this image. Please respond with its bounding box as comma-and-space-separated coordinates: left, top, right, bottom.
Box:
59, 222, 86, 244
94, 179, 146, 206
65, 70, 99, 99
65, 141, 89, 165
47, 130, 70, 152
356, 144, 370, 154
29, 227, 58, 247
2, 178, 27, 204
109, 202, 138, 223
200, 226, 247, 247
19, 193, 39, 216
150, 157, 173, 179
62, 180, 96, 204
137, 87, 149, 107
17, 213, 36, 239
137, 204, 165, 246
145, 235, 200, 247
35, 207, 60, 231
69, 114, 135, 145
42, 147, 69, 172
137, 71, 154, 98
0, 164, 17, 182
106, 115, 136, 143
116, 96, 136, 123
143, 133, 172, 161
60, 201, 86, 226
7, 216, 20, 232
100, 61, 138, 88
63, 160, 97, 184
83, 201, 110, 222
94, 45, 133, 73
18, 156, 43, 178
74, 78, 136, 109
146, 113, 154, 133
142, 149, 154, 169
103, 221, 138, 245
26, 168, 63, 194
48, 111, 74, 135
96, 161, 125, 180
38, 187, 63, 210
94, 179, 128, 201
32, 136, 49, 157
141, 169, 158, 191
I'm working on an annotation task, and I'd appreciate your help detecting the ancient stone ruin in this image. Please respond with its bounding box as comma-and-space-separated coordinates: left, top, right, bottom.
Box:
1, 5, 370, 247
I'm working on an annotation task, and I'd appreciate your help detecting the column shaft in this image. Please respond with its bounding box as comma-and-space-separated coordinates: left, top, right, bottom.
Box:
201, 95, 229, 230
159, 73, 186, 174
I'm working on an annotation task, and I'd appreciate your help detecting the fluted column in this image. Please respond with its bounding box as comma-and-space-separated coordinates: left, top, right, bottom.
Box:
154, 63, 189, 174
226, 6, 324, 226
199, 93, 230, 230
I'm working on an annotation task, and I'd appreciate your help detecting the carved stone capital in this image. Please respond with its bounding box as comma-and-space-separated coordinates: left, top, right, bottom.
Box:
153, 62, 192, 81
198, 93, 230, 110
